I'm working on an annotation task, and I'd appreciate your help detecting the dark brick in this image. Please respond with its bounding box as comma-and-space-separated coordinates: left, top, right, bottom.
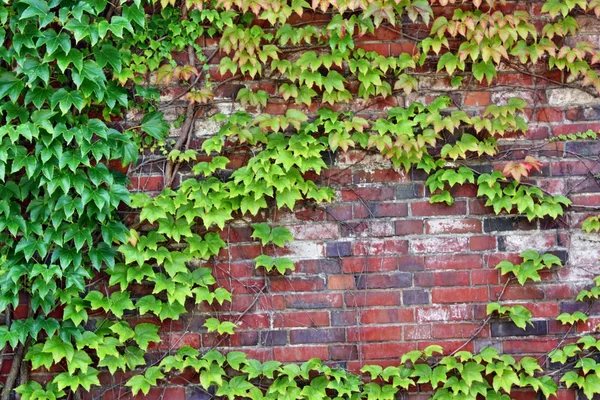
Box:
326, 242, 352, 257
565, 140, 600, 157
403, 289, 429, 305
355, 273, 412, 290
560, 302, 587, 314
490, 320, 547, 337
187, 386, 215, 400
396, 183, 421, 199
329, 344, 358, 360
331, 311, 356, 326
290, 328, 345, 344
483, 217, 536, 232
551, 250, 569, 265
260, 330, 287, 346
397, 256, 425, 271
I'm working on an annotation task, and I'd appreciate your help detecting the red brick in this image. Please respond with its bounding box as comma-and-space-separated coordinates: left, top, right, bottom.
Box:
471, 269, 500, 285
416, 305, 472, 322
469, 236, 496, 251
360, 308, 415, 324
347, 326, 403, 342
415, 271, 470, 287
411, 201, 467, 216
326, 204, 352, 221
273, 346, 329, 362
345, 292, 401, 307
536, 107, 564, 122
330, 344, 358, 360
355, 42, 389, 56
270, 277, 325, 292
425, 254, 483, 270
273, 311, 330, 328
341, 256, 399, 273
432, 323, 487, 339
503, 338, 560, 354
390, 42, 418, 55
404, 325, 432, 340
395, 220, 424, 235
417, 340, 474, 354
328, 275, 355, 290
341, 187, 395, 201
370, 202, 409, 217
360, 342, 416, 359
463, 91, 490, 107
128, 175, 164, 192
285, 293, 343, 309
545, 284, 575, 299
432, 287, 488, 303
490, 285, 544, 301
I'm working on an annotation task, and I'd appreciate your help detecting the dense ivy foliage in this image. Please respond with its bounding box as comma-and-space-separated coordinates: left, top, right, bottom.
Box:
0, 0, 599, 399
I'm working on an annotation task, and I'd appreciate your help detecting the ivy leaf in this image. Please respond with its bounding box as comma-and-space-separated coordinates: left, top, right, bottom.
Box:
251, 223, 271, 244
271, 227, 293, 247
472, 61, 497, 85
126, 375, 151, 396
0, 72, 25, 102
134, 323, 160, 351
508, 305, 533, 329
43, 336, 75, 363
141, 112, 170, 139
94, 44, 122, 72
274, 258, 295, 274
50, 88, 85, 115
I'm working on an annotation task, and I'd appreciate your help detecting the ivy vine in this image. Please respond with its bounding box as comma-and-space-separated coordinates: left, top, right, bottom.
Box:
0, 0, 599, 399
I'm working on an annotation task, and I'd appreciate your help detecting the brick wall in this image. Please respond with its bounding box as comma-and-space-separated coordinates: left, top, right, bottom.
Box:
100, 8, 600, 400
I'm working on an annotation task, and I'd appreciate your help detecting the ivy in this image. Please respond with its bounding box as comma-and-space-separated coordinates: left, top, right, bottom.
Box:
0, 0, 599, 398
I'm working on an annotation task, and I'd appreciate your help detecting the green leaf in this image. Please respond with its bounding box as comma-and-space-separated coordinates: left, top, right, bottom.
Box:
0, 72, 25, 102
134, 323, 161, 351
141, 112, 170, 139
472, 61, 497, 85
50, 88, 85, 115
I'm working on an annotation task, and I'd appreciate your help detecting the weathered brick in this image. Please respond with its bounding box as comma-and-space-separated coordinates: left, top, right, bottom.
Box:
270, 277, 325, 292
416, 305, 472, 322
425, 218, 482, 234
411, 237, 468, 253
